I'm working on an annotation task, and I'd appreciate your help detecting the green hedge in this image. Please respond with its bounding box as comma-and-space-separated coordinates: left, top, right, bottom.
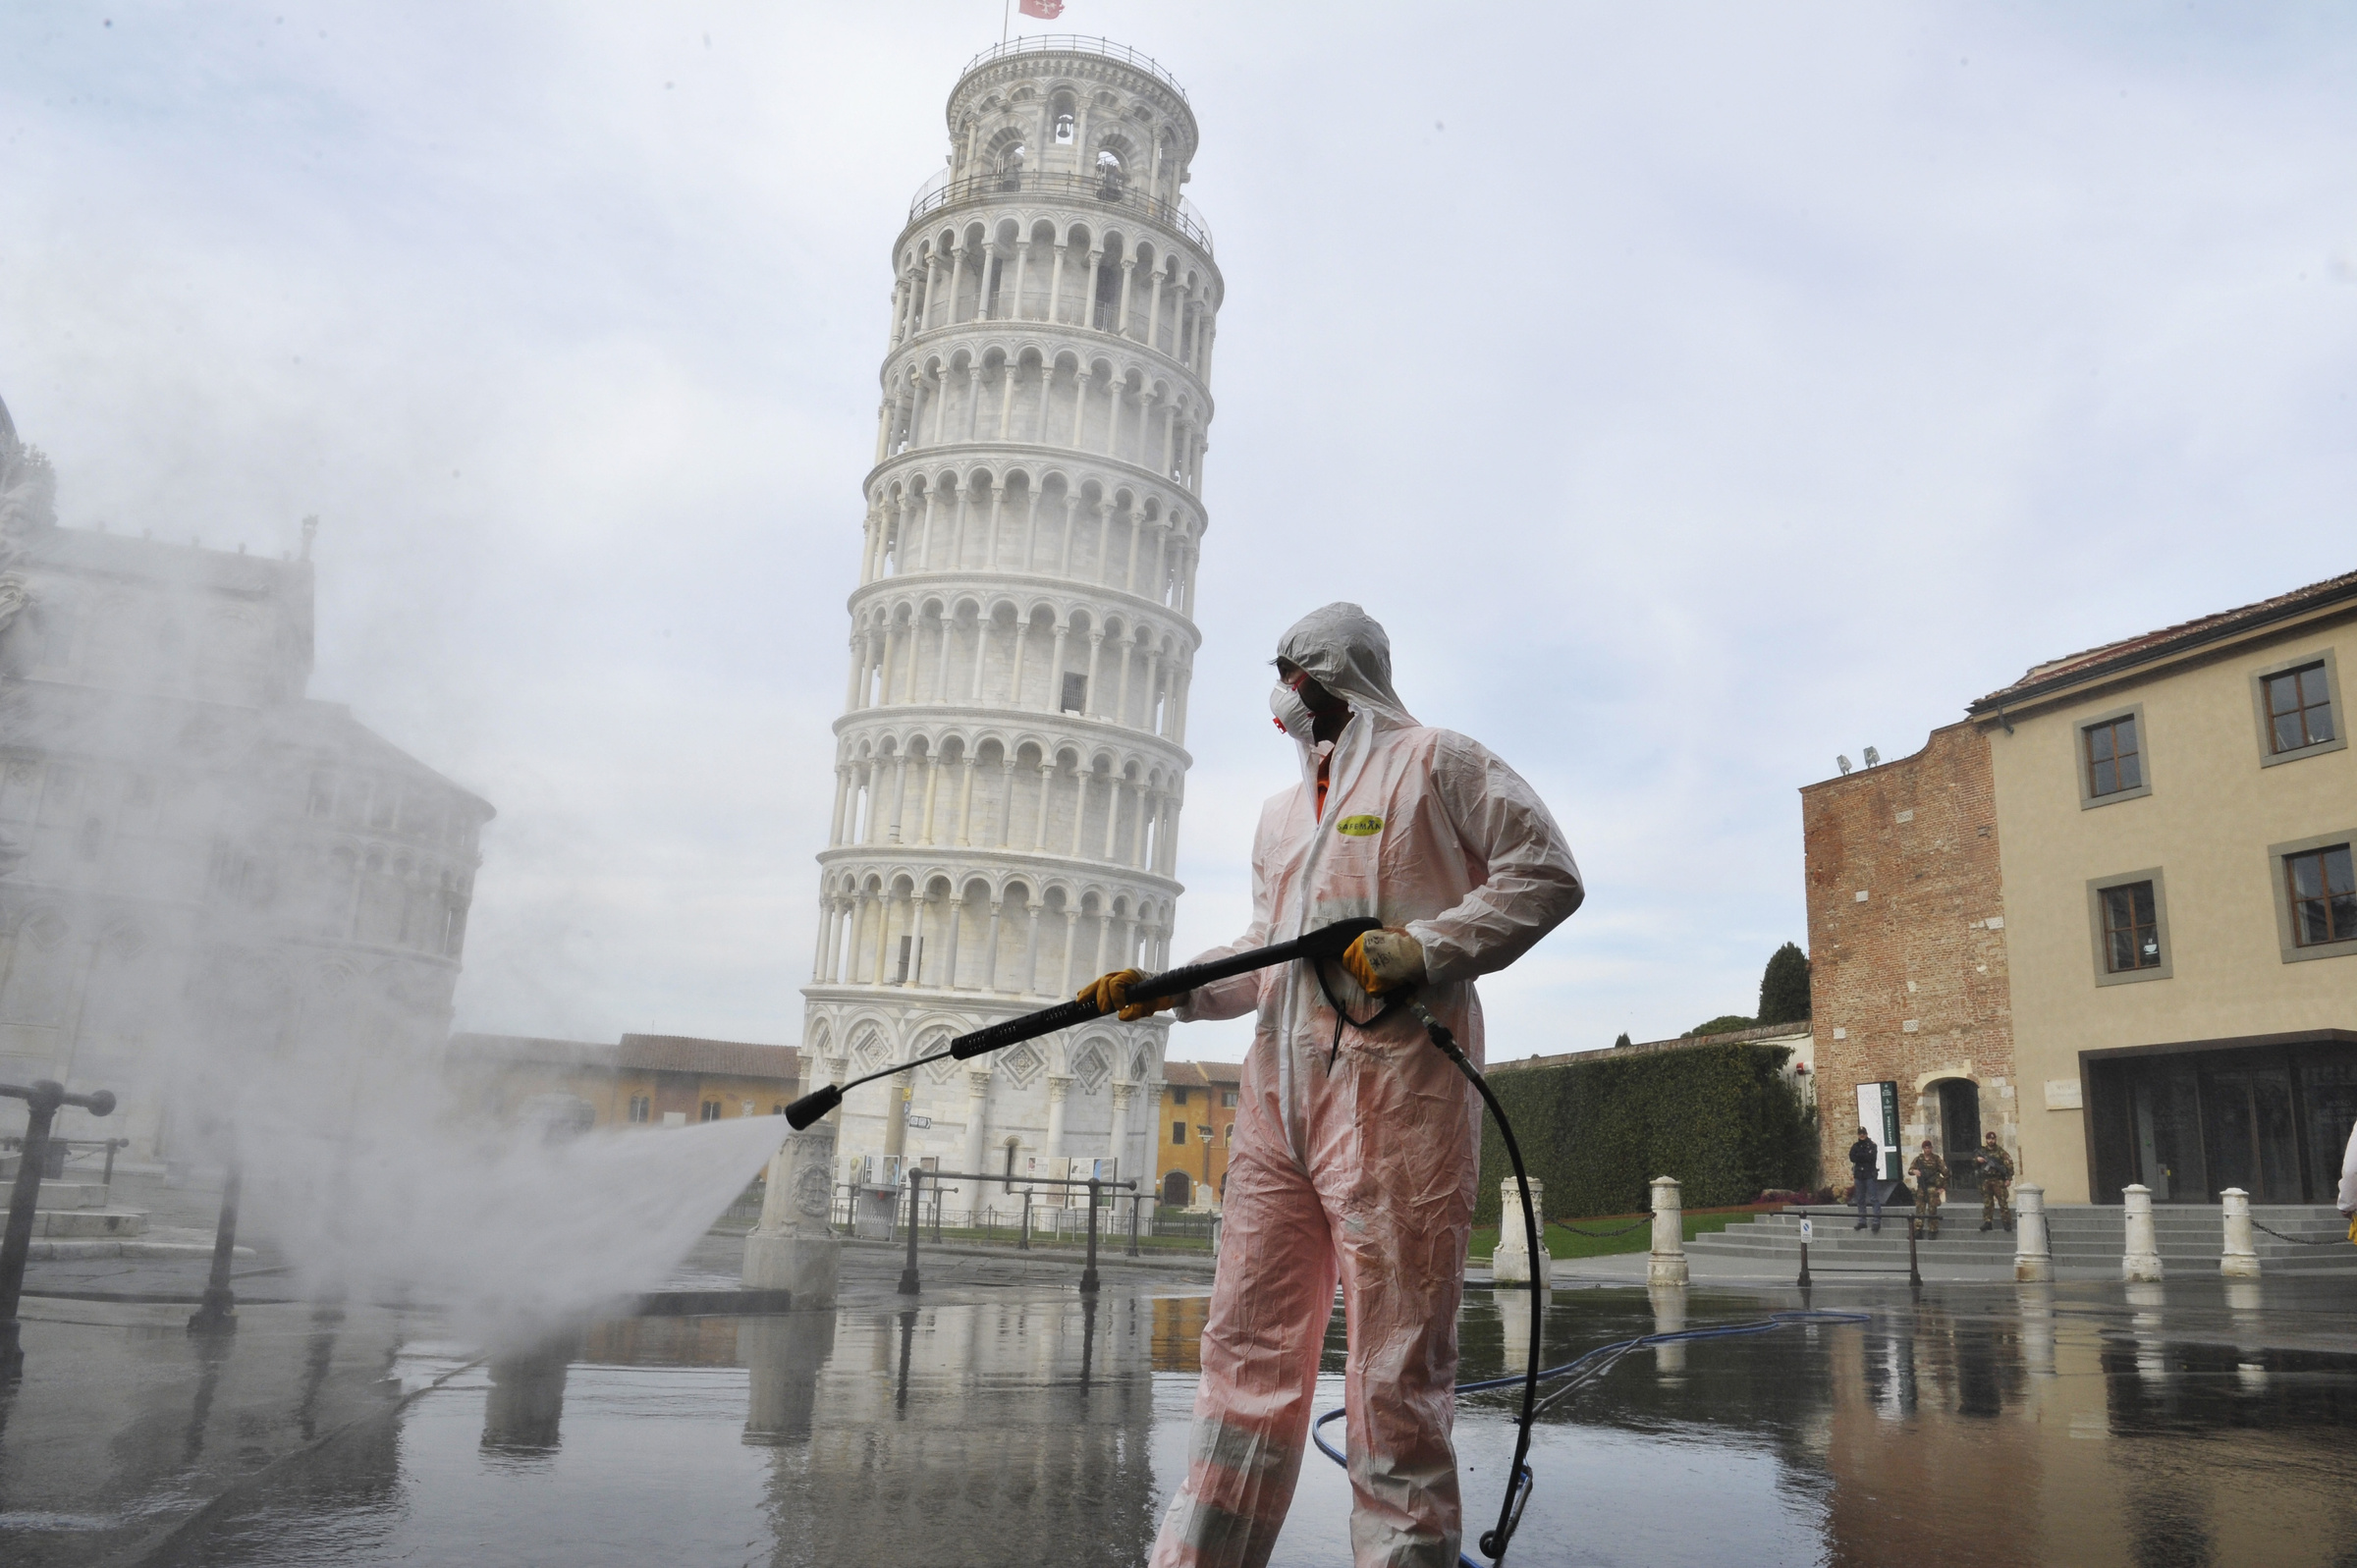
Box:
1475, 1043, 1819, 1223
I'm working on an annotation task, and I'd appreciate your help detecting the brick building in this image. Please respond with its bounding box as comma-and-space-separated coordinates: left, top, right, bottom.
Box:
1805, 568, 2357, 1205
1803, 722, 2015, 1193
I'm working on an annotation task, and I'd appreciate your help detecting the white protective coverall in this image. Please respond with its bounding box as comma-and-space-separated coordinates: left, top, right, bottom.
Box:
1150, 604, 1584, 1568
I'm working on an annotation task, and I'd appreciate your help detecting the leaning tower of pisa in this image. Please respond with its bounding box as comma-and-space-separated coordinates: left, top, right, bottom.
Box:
803, 37, 1220, 1219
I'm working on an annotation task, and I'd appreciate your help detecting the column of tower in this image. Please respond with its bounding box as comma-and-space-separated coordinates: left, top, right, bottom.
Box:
803, 38, 1221, 1218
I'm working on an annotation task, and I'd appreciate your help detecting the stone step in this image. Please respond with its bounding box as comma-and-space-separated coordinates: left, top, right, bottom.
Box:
27, 1238, 254, 1262
34, 1207, 147, 1238
29, 1181, 109, 1211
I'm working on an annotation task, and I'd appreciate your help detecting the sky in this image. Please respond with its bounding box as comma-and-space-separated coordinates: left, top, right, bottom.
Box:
4, 2, 2353, 1064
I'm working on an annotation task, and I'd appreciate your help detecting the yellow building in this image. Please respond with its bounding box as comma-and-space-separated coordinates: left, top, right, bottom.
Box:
1966, 569, 2356, 1204
446, 1032, 802, 1130
1156, 1060, 1239, 1209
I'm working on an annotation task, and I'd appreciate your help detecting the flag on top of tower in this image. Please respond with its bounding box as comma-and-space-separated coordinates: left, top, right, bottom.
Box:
1019, 0, 1065, 18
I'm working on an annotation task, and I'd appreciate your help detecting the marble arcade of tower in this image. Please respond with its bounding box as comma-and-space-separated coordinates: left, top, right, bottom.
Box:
803, 38, 1221, 1217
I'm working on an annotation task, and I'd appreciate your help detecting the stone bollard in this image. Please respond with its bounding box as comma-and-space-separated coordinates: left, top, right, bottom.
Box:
2013, 1182, 2054, 1282
1648, 1176, 1690, 1287
1492, 1177, 1551, 1289
2219, 1187, 2260, 1279
743, 1123, 842, 1308
2121, 1183, 2164, 1282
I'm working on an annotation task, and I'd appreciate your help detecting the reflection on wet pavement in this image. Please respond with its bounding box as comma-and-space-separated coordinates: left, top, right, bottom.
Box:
12, 1272, 2357, 1566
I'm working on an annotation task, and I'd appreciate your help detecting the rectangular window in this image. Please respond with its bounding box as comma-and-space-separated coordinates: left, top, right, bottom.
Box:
2086, 867, 2171, 986
1173, 1120, 1186, 1145
2084, 715, 2142, 799
1172, 1087, 1186, 1106
2266, 664, 2336, 754
2101, 881, 2162, 972
1221, 1089, 1237, 1108
1061, 673, 1087, 713
897, 935, 916, 983
2286, 844, 2356, 948
629, 1095, 651, 1123
700, 1100, 724, 1122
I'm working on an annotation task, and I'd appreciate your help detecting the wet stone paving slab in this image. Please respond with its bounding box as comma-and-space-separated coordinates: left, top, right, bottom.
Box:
5, 1240, 2357, 1566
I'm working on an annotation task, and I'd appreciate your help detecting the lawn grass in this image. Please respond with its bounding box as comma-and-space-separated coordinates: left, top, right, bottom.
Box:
1467, 1204, 1777, 1261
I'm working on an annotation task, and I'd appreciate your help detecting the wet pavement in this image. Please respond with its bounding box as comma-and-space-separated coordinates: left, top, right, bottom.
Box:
5, 1238, 2357, 1567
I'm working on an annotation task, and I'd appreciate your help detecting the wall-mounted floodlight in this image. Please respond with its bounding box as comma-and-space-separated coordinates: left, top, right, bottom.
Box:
1862, 746, 1881, 767
1836, 755, 1852, 776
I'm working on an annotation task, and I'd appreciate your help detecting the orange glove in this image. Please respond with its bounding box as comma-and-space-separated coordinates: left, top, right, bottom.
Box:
1077, 969, 1180, 1022
1342, 928, 1425, 995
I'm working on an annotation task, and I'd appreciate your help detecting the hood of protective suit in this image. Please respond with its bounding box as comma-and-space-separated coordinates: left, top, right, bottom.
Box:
1274, 603, 1417, 731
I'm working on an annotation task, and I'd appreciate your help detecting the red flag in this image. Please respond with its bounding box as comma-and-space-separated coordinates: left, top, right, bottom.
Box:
1019, 0, 1064, 17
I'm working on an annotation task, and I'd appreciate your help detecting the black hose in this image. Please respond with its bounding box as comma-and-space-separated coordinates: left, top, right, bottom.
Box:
1406, 1000, 1539, 1565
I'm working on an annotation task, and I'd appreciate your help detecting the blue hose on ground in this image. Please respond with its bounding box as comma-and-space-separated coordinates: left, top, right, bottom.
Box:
1309, 1309, 1874, 1568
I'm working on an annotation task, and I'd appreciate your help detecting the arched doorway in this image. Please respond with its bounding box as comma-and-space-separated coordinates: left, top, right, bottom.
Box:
1938, 1079, 1983, 1193
1162, 1170, 1191, 1209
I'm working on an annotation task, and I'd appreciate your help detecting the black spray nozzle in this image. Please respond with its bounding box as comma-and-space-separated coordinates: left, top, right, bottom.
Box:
778, 917, 1388, 1129
783, 1083, 843, 1131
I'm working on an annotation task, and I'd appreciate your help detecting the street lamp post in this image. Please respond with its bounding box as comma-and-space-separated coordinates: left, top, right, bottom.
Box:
1, 1079, 117, 1379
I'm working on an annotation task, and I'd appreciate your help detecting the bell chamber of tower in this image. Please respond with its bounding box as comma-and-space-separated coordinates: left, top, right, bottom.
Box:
804, 38, 1222, 1218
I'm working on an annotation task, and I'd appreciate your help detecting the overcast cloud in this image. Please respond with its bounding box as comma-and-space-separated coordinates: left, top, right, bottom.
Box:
5, 2, 2352, 1064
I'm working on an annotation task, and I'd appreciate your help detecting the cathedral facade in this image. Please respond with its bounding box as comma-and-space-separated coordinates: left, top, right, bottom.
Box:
803, 37, 1221, 1218
0, 399, 494, 1156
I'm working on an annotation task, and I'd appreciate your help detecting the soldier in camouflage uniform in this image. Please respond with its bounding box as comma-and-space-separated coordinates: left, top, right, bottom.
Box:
1909, 1140, 1948, 1239
1977, 1132, 2014, 1231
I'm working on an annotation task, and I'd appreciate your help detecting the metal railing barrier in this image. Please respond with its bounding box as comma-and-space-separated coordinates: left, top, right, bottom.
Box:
1781, 1207, 1924, 1289
907, 167, 1214, 254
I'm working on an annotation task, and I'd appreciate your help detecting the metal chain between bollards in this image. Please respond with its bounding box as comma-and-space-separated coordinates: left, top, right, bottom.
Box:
2253, 1221, 2350, 1247
1550, 1216, 1655, 1240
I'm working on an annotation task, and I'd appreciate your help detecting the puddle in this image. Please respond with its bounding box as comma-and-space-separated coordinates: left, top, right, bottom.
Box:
80, 1280, 2357, 1565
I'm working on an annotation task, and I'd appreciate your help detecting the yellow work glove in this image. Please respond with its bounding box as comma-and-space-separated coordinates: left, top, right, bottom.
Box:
1342, 928, 1425, 995
1077, 969, 1179, 1022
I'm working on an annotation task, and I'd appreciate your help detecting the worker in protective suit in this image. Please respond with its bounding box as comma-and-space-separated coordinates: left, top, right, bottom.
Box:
1082, 603, 1584, 1568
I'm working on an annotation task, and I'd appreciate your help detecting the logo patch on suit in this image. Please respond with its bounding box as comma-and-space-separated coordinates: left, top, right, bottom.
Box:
1335, 814, 1385, 838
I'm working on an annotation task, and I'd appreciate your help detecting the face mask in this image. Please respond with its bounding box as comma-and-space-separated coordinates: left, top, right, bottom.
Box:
1270, 680, 1317, 740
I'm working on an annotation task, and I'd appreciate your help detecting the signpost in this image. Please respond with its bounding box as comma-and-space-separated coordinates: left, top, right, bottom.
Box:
1853, 1080, 1902, 1185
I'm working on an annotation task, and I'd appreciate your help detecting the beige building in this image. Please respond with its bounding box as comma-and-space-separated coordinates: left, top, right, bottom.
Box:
1965, 569, 2355, 1205
1154, 1058, 1237, 1209
1806, 568, 2355, 1206
445, 1032, 801, 1130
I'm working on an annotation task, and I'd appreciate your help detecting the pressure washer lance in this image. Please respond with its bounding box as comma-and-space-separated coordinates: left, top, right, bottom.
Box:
782, 917, 1384, 1130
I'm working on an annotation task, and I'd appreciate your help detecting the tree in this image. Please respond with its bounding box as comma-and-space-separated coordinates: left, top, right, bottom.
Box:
1757, 942, 1812, 1026
1613, 1032, 1633, 1050
1684, 1014, 1755, 1039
